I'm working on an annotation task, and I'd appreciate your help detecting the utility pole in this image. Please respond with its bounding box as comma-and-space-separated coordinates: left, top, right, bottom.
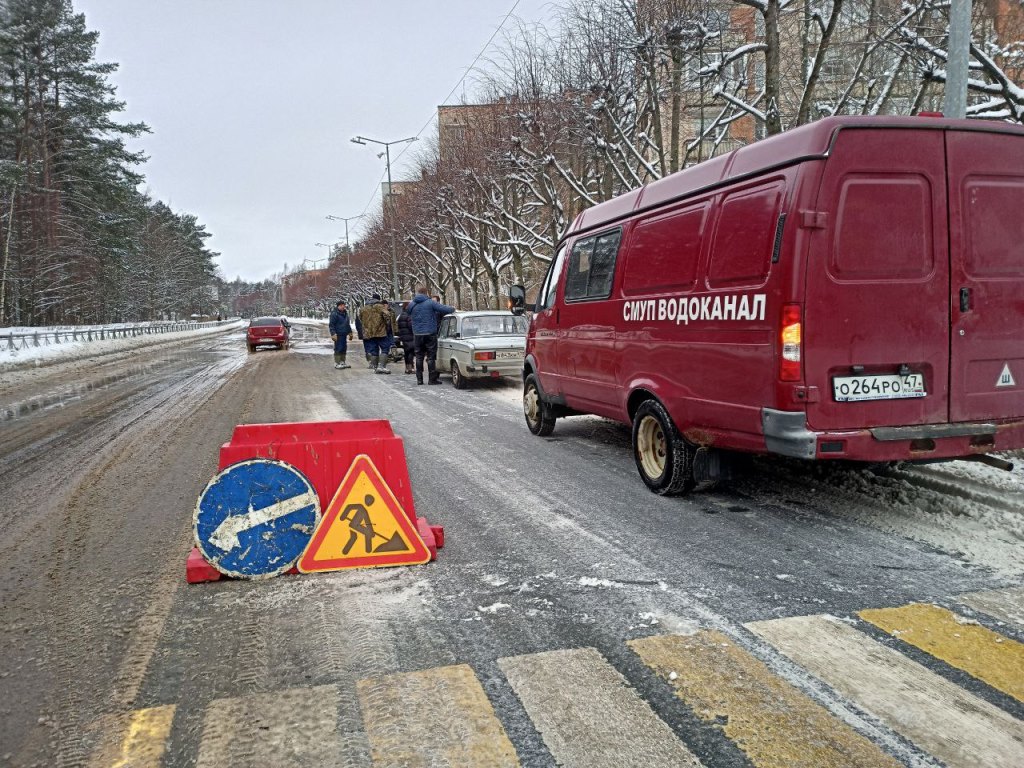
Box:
943, 0, 972, 119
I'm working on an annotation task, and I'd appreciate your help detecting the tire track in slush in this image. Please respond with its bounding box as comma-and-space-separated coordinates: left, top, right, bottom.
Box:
64, 360, 245, 766
10, 351, 247, 767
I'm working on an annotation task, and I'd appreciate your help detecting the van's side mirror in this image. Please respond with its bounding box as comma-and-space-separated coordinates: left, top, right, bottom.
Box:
509, 285, 531, 315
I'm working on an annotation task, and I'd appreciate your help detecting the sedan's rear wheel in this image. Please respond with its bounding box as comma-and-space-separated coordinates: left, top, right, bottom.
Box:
247, 344, 256, 353
632, 400, 694, 495
451, 361, 467, 389
523, 374, 555, 436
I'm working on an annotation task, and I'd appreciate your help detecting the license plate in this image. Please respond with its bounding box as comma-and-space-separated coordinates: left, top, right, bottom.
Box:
495, 350, 522, 360
833, 373, 926, 402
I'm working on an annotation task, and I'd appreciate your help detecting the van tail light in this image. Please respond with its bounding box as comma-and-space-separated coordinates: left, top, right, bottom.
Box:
779, 304, 802, 381
474, 351, 496, 361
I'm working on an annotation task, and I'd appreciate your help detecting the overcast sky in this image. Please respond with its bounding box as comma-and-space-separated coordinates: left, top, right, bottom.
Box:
74, 0, 555, 282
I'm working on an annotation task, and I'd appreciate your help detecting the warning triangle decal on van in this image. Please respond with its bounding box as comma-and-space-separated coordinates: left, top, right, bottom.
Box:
996, 363, 1016, 388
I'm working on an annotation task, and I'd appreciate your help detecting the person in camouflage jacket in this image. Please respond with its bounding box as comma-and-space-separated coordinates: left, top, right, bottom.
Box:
357, 295, 395, 374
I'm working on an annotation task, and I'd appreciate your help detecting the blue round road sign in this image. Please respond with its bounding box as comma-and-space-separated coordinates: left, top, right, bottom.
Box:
194, 459, 321, 579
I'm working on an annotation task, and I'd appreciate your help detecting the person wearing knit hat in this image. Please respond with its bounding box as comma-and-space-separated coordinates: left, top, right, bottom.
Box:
328, 300, 353, 369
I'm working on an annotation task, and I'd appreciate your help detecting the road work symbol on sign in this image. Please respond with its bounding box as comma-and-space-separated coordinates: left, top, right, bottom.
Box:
996, 363, 1016, 388
298, 454, 429, 572
194, 459, 321, 579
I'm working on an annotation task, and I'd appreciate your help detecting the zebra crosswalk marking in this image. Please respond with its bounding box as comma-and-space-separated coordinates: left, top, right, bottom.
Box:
499, 647, 702, 768
195, 685, 350, 768
747, 614, 1024, 768
356, 663, 519, 768
629, 631, 901, 768
859, 603, 1024, 702
959, 586, 1024, 630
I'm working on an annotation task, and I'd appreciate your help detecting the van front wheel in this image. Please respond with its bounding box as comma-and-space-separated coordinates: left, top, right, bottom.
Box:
632, 400, 695, 495
523, 374, 556, 436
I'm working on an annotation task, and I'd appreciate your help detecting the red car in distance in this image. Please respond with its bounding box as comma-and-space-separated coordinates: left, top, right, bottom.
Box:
246, 317, 290, 353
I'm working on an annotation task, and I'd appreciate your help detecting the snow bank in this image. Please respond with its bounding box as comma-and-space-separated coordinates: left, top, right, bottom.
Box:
0, 320, 245, 373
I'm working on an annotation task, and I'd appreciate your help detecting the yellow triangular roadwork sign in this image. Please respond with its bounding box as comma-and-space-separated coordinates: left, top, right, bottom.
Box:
298, 454, 430, 572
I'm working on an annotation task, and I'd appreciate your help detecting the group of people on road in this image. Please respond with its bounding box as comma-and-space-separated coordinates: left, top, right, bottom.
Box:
328, 286, 455, 385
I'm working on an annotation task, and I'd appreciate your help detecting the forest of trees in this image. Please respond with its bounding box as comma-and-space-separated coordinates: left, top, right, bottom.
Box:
337, 0, 1023, 310
0, 0, 219, 326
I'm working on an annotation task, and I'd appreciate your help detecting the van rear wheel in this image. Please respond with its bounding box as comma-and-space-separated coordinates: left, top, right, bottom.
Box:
523, 374, 555, 436
632, 400, 695, 495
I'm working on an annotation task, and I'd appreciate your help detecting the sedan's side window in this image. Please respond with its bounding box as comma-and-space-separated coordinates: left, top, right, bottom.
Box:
439, 317, 452, 338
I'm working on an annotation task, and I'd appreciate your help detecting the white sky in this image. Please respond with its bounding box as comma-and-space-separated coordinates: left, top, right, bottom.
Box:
74, 0, 555, 282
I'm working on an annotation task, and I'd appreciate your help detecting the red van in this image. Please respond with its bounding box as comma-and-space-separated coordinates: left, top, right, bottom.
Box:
513, 116, 1024, 494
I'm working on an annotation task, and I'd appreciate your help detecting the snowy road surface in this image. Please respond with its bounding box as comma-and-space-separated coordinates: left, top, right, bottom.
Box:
0, 323, 1021, 767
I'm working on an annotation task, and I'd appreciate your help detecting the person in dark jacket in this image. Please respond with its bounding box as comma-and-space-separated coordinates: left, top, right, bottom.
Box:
396, 301, 416, 374
328, 300, 353, 369
354, 312, 372, 368
408, 285, 455, 385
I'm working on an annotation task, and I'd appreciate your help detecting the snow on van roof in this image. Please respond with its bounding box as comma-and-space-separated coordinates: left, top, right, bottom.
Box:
565, 115, 1024, 239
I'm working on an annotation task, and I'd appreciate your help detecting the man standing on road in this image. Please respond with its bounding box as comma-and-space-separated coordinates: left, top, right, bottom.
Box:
358, 295, 394, 374
408, 285, 455, 385
329, 300, 353, 369
396, 300, 416, 374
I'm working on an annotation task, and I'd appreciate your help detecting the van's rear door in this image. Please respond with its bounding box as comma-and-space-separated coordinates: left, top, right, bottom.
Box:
947, 129, 1024, 422
803, 129, 950, 431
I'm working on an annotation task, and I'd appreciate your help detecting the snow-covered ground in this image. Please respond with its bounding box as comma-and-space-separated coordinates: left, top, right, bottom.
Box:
1, 320, 245, 371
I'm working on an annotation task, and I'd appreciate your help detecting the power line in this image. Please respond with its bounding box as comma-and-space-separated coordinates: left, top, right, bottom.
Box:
352, 0, 523, 224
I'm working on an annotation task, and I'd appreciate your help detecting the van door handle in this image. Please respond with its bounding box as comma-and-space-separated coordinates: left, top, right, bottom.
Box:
959, 287, 971, 312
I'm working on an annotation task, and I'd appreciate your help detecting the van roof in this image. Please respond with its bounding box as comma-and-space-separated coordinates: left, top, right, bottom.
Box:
564, 115, 1024, 241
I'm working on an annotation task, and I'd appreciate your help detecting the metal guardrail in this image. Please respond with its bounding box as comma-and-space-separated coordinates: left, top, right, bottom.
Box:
2, 320, 235, 353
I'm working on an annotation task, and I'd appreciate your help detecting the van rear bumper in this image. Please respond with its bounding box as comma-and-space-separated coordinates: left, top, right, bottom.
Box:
762, 408, 1024, 462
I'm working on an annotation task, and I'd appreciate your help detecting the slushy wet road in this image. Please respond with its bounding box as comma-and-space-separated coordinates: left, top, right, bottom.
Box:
1, 323, 1021, 767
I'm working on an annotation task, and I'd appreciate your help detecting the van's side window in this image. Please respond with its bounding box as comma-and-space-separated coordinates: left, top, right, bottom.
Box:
538, 244, 568, 310
566, 229, 621, 301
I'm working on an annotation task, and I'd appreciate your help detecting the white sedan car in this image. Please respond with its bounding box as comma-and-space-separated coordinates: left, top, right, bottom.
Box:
436, 311, 529, 388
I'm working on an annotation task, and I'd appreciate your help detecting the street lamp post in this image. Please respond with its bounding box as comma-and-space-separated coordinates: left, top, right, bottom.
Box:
325, 214, 363, 261
312, 245, 339, 313
351, 134, 417, 297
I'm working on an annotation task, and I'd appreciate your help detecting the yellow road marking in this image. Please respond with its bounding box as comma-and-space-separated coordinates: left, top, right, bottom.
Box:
748, 614, 1024, 768
102, 705, 175, 768
959, 586, 1024, 629
499, 647, 702, 768
357, 663, 519, 767
630, 631, 900, 768
859, 602, 1024, 702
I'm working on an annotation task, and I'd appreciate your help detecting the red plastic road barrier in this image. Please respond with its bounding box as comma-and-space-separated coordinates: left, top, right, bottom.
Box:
186, 420, 444, 584
187, 547, 301, 583
186, 546, 222, 583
